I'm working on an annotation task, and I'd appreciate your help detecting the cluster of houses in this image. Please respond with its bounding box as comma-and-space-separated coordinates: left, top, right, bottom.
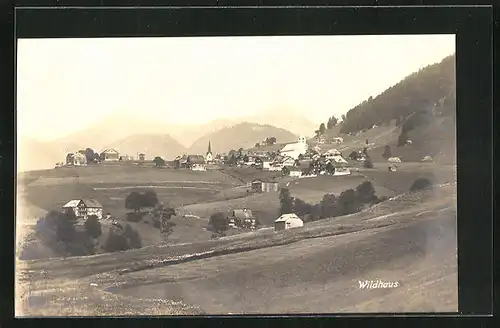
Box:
62, 148, 147, 167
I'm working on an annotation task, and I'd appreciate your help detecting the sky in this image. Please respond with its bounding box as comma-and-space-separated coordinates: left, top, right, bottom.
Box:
17, 35, 455, 141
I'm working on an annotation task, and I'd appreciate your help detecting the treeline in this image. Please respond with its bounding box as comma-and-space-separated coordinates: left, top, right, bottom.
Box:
339, 54, 456, 135
279, 180, 387, 223
34, 211, 142, 257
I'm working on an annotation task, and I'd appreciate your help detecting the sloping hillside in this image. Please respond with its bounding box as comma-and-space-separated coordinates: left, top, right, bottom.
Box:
315, 54, 456, 163
103, 134, 186, 160
187, 123, 298, 155
340, 54, 455, 134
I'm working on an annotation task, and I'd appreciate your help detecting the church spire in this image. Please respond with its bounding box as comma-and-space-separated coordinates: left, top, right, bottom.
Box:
207, 140, 212, 154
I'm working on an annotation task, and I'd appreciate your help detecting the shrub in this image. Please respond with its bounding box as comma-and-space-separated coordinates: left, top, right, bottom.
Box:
281, 166, 290, 176
84, 215, 102, 238
409, 178, 433, 192
126, 212, 144, 222
123, 224, 142, 249
279, 188, 294, 214
103, 229, 129, 253
209, 212, 229, 233
382, 145, 392, 159
337, 189, 363, 215
355, 181, 377, 204
363, 156, 374, 168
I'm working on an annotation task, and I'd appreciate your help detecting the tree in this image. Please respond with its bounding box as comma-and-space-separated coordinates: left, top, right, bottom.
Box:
243, 155, 249, 162
143, 190, 159, 208
409, 178, 433, 192
281, 166, 290, 176
294, 198, 314, 217
266, 137, 277, 145
209, 212, 229, 234
153, 156, 166, 167
125, 192, 144, 213
84, 215, 102, 239
57, 210, 78, 242
279, 188, 294, 215
382, 145, 392, 159
227, 154, 237, 166
356, 181, 377, 204
348, 151, 359, 160
85, 148, 95, 164
298, 154, 304, 161
152, 204, 176, 235
337, 189, 362, 215
327, 116, 338, 129
319, 123, 326, 135
123, 224, 142, 249
93, 153, 101, 163
103, 229, 129, 252
364, 156, 374, 168
397, 132, 408, 147
325, 162, 335, 175
320, 193, 338, 218
341, 114, 346, 122
362, 147, 368, 155
255, 143, 260, 148
36, 210, 77, 244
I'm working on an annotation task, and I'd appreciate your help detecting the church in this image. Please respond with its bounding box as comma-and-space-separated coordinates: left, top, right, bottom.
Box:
279, 136, 308, 160
205, 141, 213, 163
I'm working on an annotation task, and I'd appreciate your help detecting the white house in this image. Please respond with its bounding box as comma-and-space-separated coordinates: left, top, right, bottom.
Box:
274, 213, 304, 231
191, 163, 207, 171
62, 199, 103, 221
100, 148, 120, 161
262, 160, 272, 170
73, 152, 87, 166
323, 149, 341, 160
388, 157, 402, 163
333, 168, 351, 176
282, 156, 296, 167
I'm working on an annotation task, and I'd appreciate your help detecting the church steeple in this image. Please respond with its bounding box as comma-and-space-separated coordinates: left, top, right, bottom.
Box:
207, 141, 212, 155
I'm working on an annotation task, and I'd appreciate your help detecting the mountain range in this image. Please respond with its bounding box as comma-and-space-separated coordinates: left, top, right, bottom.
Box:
18, 110, 314, 171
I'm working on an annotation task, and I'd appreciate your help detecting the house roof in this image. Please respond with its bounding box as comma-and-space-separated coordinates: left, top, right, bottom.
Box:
101, 148, 119, 154
232, 209, 254, 220
252, 179, 277, 184
62, 200, 81, 208
187, 155, 205, 164
62, 199, 103, 208
332, 155, 348, 164
324, 149, 341, 155
275, 213, 302, 223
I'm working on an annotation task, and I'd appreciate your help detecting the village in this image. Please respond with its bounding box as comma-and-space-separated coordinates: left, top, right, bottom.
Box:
51, 127, 423, 241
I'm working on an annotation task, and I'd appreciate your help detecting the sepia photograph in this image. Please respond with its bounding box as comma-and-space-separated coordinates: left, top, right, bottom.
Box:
16, 34, 457, 316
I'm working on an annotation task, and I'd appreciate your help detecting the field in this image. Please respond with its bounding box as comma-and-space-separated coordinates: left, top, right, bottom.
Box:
16, 184, 457, 315
16, 125, 459, 315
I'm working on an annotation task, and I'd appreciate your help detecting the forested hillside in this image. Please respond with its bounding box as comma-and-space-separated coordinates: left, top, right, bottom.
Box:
340, 54, 456, 134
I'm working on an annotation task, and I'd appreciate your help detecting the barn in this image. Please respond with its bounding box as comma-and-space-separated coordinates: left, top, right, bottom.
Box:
274, 213, 304, 231
251, 179, 279, 193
